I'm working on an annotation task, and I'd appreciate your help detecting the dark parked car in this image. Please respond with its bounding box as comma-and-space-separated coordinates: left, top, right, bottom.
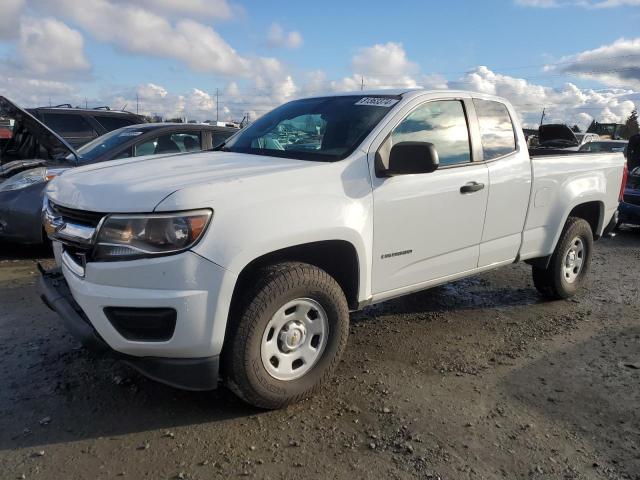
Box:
620, 166, 640, 226
0, 99, 238, 244
26, 103, 147, 148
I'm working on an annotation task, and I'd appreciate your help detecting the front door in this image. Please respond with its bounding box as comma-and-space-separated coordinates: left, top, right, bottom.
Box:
371, 99, 489, 294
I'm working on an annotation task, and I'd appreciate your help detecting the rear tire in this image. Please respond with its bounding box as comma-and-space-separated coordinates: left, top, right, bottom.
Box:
223, 262, 349, 409
532, 217, 593, 300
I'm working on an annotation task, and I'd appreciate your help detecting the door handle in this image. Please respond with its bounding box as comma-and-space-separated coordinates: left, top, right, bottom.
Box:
460, 182, 485, 194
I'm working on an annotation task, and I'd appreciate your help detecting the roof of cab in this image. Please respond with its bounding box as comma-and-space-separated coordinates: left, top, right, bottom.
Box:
295, 88, 510, 104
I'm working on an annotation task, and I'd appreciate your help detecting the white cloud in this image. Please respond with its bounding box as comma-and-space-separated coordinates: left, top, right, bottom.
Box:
15, 17, 90, 78
0, 76, 75, 106
102, 83, 217, 121
450, 66, 637, 128
219, 58, 299, 120
547, 38, 640, 89
305, 42, 421, 93
351, 42, 418, 77
266, 23, 303, 49
41, 0, 254, 76
0, 0, 25, 39
515, 0, 560, 6
109, 0, 234, 20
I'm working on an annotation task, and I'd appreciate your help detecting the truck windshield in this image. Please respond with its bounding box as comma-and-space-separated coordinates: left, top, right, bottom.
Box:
222, 95, 400, 161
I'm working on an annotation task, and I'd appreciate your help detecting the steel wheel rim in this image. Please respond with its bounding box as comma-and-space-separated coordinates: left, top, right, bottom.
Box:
563, 237, 585, 284
260, 298, 329, 381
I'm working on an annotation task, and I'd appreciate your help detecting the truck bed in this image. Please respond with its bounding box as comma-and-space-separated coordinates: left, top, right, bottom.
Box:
519, 150, 624, 262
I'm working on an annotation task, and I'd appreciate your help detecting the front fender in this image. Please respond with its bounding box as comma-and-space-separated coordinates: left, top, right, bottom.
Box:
158, 154, 375, 303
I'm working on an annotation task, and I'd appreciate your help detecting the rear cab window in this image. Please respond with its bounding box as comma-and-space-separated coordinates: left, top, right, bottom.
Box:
473, 99, 517, 160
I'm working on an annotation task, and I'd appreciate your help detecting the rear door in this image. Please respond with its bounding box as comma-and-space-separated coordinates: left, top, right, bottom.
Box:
371, 97, 490, 294
473, 99, 532, 266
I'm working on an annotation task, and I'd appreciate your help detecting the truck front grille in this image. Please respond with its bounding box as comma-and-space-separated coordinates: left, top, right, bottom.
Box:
50, 202, 105, 227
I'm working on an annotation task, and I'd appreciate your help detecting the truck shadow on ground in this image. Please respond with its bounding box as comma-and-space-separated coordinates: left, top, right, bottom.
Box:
354, 277, 543, 322
500, 325, 640, 477
3, 228, 639, 452
1, 272, 547, 453
1, 343, 260, 453
0, 241, 52, 261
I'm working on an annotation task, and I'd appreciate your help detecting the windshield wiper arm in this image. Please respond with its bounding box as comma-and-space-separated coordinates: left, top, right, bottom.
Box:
210, 142, 227, 152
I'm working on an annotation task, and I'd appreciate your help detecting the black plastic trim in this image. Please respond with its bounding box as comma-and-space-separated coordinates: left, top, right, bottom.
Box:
104, 306, 177, 342
37, 267, 219, 391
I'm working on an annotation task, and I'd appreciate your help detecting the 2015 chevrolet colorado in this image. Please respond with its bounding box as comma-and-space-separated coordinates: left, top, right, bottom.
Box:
39, 89, 626, 408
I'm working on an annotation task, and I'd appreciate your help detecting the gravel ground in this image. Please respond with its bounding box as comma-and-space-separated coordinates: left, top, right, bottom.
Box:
0, 229, 639, 480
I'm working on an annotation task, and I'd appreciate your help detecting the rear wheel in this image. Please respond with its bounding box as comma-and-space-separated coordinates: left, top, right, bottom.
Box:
532, 217, 593, 300
223, 262, 349, 409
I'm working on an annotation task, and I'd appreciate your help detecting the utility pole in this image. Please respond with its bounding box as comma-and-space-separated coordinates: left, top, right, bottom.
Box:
85, 97, 88, 109
136, 93, 139, 115
539, 107, 546, 128
360, 76, 364, 91
216, 88, 219, 123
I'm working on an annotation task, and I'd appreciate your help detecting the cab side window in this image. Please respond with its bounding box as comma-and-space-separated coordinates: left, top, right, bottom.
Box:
391, 100, 471, 167
473, 99, 516, 160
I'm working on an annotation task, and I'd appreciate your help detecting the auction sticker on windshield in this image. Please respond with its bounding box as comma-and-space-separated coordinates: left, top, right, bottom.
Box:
354, 97, 399, 107
119, 131, 144, 137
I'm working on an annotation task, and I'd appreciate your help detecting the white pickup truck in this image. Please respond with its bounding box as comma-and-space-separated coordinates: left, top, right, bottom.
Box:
39, 90, 626, 409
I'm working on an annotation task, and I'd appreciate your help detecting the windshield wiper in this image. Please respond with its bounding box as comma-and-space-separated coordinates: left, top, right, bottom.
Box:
210, 142, 228, 152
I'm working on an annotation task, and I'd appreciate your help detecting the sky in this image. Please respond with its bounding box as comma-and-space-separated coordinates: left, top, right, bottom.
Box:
1, 0, 640, 128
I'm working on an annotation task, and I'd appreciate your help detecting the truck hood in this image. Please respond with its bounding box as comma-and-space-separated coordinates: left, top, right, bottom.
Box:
538, 124, 579, 148
46, 151, 319, 212
0, 96, 78, 165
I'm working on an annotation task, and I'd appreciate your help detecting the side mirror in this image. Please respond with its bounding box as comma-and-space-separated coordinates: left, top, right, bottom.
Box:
384, 141, 439, 176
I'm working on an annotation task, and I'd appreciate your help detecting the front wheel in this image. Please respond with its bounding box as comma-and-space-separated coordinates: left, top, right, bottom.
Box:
532, 217, 594, 300
223, 262, 349, 409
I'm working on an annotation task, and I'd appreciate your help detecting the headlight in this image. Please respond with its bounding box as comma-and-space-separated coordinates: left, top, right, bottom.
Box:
94, 210, 213, 261
0, 167, 64, 192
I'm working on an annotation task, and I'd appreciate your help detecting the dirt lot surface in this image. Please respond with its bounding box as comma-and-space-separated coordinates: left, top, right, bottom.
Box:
0, 230, 639, 480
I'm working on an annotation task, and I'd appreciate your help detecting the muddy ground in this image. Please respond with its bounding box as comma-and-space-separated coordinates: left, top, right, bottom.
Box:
0, 230, 639, 480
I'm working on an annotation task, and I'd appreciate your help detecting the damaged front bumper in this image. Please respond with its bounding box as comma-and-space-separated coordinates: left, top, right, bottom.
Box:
37, 266, 220, 391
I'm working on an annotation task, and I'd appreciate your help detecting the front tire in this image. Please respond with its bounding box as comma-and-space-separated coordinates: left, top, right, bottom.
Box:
532, 217, 594, 300
223, 262, 349, 409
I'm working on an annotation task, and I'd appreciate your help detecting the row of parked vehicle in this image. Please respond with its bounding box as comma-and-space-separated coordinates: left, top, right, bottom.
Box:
1, 99, 638, 247
0, 96, 238, 244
